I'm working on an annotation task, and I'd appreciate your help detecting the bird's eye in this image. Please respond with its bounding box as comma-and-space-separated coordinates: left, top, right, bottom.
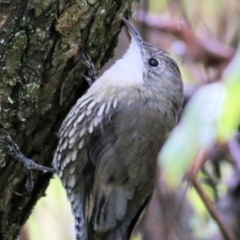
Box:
148, 58, 158, 67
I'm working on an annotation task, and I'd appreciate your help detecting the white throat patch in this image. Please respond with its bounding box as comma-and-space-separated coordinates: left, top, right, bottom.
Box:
98, 37, 144, 88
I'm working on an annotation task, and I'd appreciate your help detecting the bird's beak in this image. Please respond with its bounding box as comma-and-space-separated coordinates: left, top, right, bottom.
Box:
122, 18, 143, 48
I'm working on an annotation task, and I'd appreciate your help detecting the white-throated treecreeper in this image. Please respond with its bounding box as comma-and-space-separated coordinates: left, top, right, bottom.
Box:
53, 18, 184, 240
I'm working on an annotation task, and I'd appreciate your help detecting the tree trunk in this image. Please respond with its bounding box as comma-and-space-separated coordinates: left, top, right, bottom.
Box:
0, 0, 136, 239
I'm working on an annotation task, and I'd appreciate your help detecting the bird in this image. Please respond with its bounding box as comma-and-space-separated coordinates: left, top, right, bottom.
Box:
53, 17, 184, 240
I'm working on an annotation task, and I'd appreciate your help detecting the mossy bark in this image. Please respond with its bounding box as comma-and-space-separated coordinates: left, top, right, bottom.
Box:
0, 0, 136, 239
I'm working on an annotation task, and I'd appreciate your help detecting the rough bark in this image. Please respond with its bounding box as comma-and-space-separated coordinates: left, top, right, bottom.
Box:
0, 0, 136, 239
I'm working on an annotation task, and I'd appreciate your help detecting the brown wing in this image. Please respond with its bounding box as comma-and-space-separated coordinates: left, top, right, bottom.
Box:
53, 94, 118, 240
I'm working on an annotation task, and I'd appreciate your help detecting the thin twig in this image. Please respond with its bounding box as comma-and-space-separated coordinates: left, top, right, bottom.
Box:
192, 178, 235, 240
189, 148, 210, 178
188, 148, 236, 240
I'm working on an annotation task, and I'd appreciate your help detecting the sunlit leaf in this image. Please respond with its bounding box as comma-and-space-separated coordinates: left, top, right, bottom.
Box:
130, 233, 142, 240
218, 47, 240, 141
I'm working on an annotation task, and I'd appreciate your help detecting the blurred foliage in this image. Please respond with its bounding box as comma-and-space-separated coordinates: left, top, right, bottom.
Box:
160, 82, 225, 187
22, 0, 240, 239
219, 47, 240, 140
160, 47, 240, 187
21, 178, 75, 240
